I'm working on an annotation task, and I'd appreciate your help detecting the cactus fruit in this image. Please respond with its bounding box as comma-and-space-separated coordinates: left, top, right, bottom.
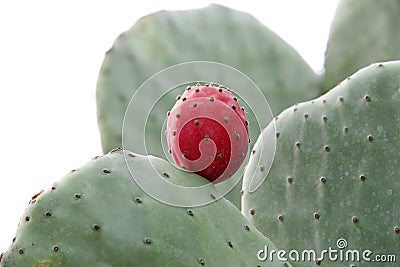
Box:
324, 0, 400, 91
0, 149, 290, 267
242, 61, 400, 266
166, 83, 249, 183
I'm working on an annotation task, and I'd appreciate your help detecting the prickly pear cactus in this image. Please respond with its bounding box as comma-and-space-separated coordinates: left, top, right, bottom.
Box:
242, 61, 400, 266
96, 4, 321, 208
324, 0, 400, 91
0, 149, 289, 267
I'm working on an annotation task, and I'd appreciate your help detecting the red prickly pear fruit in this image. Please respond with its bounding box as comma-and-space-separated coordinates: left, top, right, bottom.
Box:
166, 83, 249, 183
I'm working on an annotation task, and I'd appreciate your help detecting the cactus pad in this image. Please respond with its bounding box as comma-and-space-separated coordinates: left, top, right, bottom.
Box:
1, 149, 289, 267
242, 61, 400, 266
324, 0, 400, 90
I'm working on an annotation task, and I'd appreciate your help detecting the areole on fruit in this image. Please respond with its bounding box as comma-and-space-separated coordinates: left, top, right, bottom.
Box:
166, 83, 249, 183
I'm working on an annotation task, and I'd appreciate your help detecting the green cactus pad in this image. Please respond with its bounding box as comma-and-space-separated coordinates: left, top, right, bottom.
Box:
96, 4, 321, 208
0, 149, 289, 267
242, 61, 400, 266
324, 0, 400, 91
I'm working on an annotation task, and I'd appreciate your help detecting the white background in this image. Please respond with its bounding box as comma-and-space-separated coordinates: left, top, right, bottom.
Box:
0, 0, 339, 253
